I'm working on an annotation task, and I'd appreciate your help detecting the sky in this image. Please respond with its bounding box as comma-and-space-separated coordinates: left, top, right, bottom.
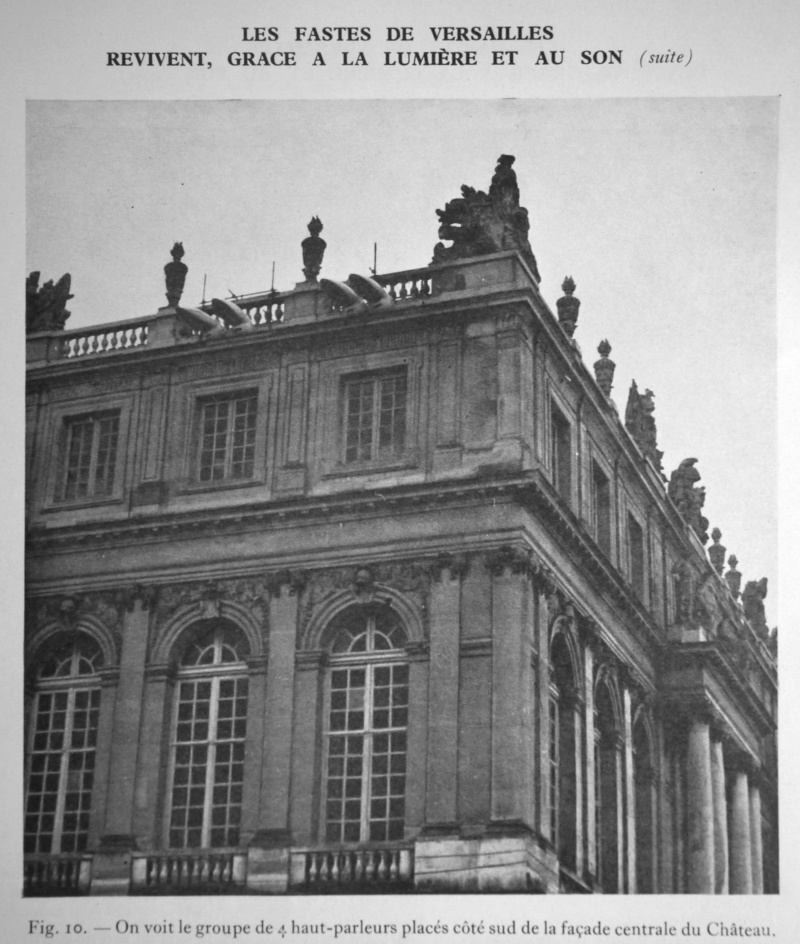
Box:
27, 98, 778, 617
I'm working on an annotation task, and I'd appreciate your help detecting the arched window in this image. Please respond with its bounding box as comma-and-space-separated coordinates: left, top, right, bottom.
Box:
25, 634, 103, 855
324, 606, 408, 844
166, 621, 249, 849
595, 680, 621, 893
549, 632, 578, 870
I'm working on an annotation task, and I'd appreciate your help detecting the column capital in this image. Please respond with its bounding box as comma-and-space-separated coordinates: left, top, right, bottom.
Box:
265, 569, 309, 598
428, 552, 470, 583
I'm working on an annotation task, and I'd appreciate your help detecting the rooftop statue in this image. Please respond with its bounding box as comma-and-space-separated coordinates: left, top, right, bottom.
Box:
164, 242, 188, 308
668, 458, 709, 544
432, 155, 541, 281
625, 380, 664, 471
26, 271, 73, 333
302, 217, 326, 281
556, 277, 581, 337
742, 577, 769, 639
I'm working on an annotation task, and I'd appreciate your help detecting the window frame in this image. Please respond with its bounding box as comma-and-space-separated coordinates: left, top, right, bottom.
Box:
24, 637, 103, 856
626, 510, 646, 599
318, 352, 420, 479
341, 368, 409, 467
549, 401, 573, 505
178, 376, 272, 494
164, 625, 250, 851
590, 458, 613, 556
194, 389, 259, 485
42, 395, 132, 511
322, 612, 410, 846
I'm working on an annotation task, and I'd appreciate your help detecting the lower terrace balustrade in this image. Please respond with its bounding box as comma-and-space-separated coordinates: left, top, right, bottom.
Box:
24, 854, 92, 896
130, 850, 247, 894
290, 845, 414, 891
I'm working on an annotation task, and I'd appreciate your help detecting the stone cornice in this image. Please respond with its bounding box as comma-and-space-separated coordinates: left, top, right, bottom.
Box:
660, 641, 776, 742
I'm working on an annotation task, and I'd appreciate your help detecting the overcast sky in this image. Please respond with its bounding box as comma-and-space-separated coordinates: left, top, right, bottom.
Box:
27, 98, 778, 616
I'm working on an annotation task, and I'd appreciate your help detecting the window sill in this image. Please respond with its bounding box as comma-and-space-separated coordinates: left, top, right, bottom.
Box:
42, 495, 125, 514
322, 453, 419, 479
177, 477, 265, 496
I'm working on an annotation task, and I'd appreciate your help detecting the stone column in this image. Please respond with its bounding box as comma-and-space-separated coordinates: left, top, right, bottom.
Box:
613, 735, 625, 894
537, 592, 554, 842
101, 599, 150, 840
710, 736, 729, 894
583, 644, 597, 879
425, 568, 462, 825
572, 700, 586, 877
288, 652, 325, 847
488, 556, 533, 824
749, 783, 764, 894
685, 718, 715, 893
131, 664, 173, 846
259, 583, 301, 832
729, 768, 752, 894
405, 643, 431, 832
623, 687, 636, 894
240, 656, 268, 839
87, 670, 119, 851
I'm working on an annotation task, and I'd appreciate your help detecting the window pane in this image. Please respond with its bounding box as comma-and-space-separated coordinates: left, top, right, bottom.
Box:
25, 658, 100, 856
62, 413, 120, 501
325, 654, 408, 844
168, 629, 248, 849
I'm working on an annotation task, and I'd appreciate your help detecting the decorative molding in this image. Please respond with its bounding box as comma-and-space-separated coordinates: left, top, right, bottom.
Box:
299, 561, 431, 641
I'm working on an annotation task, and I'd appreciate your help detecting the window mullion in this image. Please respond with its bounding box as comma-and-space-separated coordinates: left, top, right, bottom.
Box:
223, 400, 234, 479
370, 380, 381, 458
53, 688, 76, 854
361, 662, 374, 842
203, 675, 221, 847
87, 420, 100, 494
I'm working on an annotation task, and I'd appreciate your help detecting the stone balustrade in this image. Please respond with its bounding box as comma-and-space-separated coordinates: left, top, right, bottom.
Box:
375, 267, 433, 301
290, 845, 414, 890
24, 855, 92, 896
56, 319, 151, 359
130, 850, 247, 893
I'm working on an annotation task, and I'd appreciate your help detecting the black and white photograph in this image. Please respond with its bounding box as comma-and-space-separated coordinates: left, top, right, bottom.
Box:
23, 97, 778, 897
4, 2, 799, 941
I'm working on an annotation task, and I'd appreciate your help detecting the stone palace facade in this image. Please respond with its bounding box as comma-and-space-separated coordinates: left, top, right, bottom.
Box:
24, 158, 777, 895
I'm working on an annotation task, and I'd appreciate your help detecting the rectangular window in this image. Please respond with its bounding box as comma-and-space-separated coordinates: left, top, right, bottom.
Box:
343, 370, 407, 464
169, 675, 248, 849
591, 462, 612, 555
61, 412, 119, 501
551, 405, 572, 502
197, 391, 257, 483
325, 662, 408, 843
25, 688, 100, 854
628, 512, 645, 598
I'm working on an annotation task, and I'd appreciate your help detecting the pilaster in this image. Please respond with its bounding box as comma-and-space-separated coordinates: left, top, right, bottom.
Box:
425, 568, 462, 824
260, 578, 303, 831
102, 598, 150, 839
